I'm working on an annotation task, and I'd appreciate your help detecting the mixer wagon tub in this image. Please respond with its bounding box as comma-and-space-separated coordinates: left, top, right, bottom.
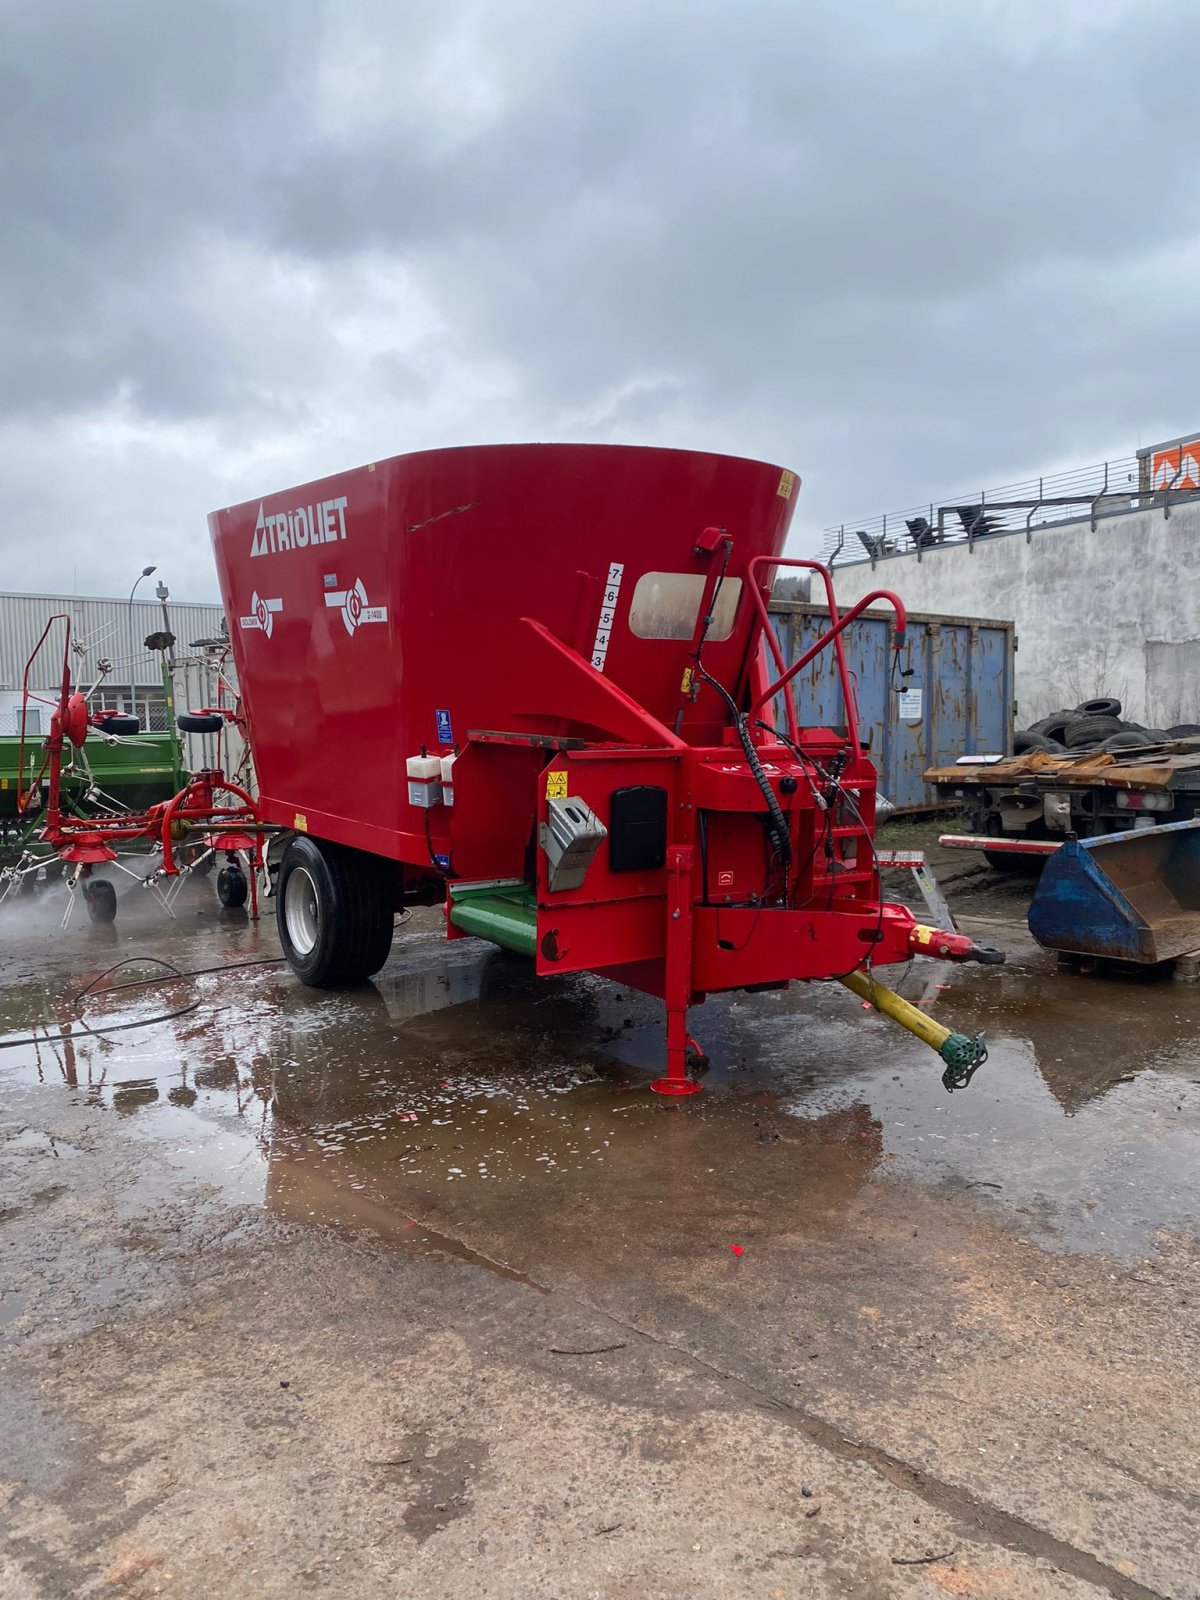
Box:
210, 444, 1001, 1095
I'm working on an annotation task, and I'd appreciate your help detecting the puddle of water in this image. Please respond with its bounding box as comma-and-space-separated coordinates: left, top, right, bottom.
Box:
1, 916, 1198, 1262
3, 1128, 81, 1159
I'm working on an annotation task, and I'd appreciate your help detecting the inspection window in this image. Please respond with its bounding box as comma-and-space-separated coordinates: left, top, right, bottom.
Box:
627, 573, 742, 640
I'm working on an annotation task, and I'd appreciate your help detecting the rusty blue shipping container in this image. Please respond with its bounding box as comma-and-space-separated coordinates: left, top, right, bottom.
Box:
768, 603, 1016, 813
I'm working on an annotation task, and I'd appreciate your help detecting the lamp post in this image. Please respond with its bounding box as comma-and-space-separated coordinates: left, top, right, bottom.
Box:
127, 564, 157, 721
155, 579, 175, 662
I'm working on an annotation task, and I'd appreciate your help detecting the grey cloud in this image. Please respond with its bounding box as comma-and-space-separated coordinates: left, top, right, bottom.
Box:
1, 1, 309, 415
2, 0, 1200, 597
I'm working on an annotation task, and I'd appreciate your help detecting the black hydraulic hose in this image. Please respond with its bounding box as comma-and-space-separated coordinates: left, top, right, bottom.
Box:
692, 541, 794, 875
736, 713, 792, 868
695, 662, 791, 868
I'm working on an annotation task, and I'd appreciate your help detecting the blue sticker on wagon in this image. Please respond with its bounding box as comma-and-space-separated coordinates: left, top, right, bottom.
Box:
435, 709, 454, 745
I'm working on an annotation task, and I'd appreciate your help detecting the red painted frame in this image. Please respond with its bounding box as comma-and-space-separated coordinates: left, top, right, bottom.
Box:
16, 616, 267, 912
209, 444, 946, 1092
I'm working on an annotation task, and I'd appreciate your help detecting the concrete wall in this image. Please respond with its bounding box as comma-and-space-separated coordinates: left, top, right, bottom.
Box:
830, 500, 1200, 729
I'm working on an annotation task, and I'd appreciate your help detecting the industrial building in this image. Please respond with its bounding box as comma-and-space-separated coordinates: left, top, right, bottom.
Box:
0, 589, 228, 735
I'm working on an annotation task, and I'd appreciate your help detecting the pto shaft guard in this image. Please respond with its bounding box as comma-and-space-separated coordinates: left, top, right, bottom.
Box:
908, 924, 1006, 964
839, 969, 988, 1092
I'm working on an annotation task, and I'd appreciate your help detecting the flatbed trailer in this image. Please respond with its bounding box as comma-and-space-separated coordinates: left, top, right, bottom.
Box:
925, 741, 1200, 864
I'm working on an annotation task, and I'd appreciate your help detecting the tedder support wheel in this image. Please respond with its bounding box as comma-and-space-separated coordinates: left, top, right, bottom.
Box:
216, 862, 248, 908
83, 879, 117, 923
276, 836, 394, 986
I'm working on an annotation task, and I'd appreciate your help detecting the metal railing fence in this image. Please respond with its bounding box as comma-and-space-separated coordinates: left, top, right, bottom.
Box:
823, 452, 1200, 566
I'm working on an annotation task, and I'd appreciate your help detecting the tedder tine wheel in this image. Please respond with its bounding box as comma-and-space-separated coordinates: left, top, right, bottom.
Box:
216, 862, 248, 909
275, 836, 394, 986
83, 879, 117, 924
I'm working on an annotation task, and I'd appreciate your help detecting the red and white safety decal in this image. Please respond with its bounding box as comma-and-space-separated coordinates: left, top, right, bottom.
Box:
324, 577, 388, 637
239, 592, 283, 638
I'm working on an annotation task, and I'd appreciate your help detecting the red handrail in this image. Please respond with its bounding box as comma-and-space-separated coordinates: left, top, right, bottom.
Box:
745, 558, 906, 752
16, 614, 72, 816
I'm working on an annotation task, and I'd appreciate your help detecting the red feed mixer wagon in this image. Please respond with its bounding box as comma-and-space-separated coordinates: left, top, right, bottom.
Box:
211, 443, 1001, 1094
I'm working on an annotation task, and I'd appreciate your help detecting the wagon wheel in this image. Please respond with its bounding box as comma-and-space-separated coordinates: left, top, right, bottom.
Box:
276, 836, 393, 985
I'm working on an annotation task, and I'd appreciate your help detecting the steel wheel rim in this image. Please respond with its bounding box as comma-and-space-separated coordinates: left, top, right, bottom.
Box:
284, 866, 320, 956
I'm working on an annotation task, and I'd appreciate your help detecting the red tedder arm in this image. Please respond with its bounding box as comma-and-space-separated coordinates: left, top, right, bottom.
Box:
744, 557, 907, 752
17, 614, 72, 818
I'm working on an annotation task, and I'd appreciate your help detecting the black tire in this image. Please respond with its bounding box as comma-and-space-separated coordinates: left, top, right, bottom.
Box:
95, 715, 140, 735
983, 849, 1044, 875
276, 836, 394, 986
1064, 715, 1123, 749
1167, 723, 1200, 738
1074, 697, 1122, 719
1140, 729, 1172, 743
83, 879, 117, 923
1027, 711, 1079, 742
177, 712, 224, 734
1013, 730, 1063, 754
1100, 731, 1156, 751
216, 863, 248, 908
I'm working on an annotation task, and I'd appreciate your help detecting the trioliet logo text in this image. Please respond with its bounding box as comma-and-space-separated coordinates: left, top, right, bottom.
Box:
250, 496, 348, 557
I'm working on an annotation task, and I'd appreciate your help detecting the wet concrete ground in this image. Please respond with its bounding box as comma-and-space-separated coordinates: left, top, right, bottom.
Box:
1, 857, 1198, 1599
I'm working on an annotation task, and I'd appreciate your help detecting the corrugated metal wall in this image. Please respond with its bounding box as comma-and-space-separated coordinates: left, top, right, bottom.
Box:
0, 591, 227, 693
168, 655, 253, 796
768, 603, 1015, 812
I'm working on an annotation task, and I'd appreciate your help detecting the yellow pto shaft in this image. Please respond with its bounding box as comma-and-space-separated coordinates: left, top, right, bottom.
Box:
838, 968, 987, 1091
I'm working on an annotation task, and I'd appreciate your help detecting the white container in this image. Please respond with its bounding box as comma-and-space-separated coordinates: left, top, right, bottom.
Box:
406, 753, 443, 808
440, 752, 456, 807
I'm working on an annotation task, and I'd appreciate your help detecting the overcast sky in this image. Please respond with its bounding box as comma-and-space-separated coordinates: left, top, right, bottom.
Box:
3, 0, 1199, 602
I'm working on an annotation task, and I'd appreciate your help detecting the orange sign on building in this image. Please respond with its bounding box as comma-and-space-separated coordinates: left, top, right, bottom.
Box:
1138, 431, 1200, 492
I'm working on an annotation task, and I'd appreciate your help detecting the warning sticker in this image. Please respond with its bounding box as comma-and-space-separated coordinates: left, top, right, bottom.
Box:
898, 688, 924, 723
545, 770, 568, 800
294, 812, 308, 832
435, 709, 454, 745
776, 469, 796, 500
680, 667, 694, 693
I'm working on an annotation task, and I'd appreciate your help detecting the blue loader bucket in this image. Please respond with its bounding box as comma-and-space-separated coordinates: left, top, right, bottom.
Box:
1027, 817, 1200, 964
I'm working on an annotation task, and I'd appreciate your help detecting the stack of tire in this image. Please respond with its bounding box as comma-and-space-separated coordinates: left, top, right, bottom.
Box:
1013, 699, 1200, 757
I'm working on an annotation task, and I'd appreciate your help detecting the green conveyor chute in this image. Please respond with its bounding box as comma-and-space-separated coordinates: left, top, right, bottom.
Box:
448, 885, 538, 957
